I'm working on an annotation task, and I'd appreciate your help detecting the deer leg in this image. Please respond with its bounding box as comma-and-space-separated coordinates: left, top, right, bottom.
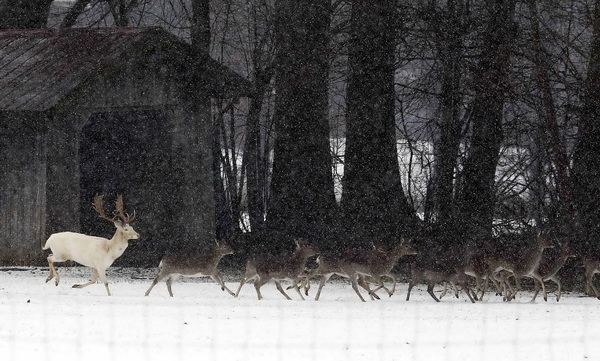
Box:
530, 273, 547, 302
406, 280, 414, 301
253, 276, 268, 300
166, 275, 181, 297
426, 282, 441, 302
358, 276, 379, 300
389, 275, 398, 296
495, 272, 514, 301
272, 279, 293, 300
145, 270, 169, 296
510, 275, 523, 301
406, 275, 421, 301
303, 276, 311, 296
211, 273, 235, 296
235, 263, 258, 298
367, 275, 393, 298
439, 282, 449, 299
462, 282, 476, 303
46, 254, 61, 286
476, 275, 487, 300
454, 283, 461, 298
90, 268, 111, 296
314, 273, 333, 301
531, 282, 541, 302
554, 277, 562, 302
349, 273, 366, 302
587, 271, 600, 299
489, 271, 504, 296
289, 279, 305, 300
235, 277, 248, 298
72, 268, 99, 289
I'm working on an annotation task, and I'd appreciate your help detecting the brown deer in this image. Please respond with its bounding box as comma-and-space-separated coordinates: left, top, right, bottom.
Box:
406, 264, 476, 303
531, 241, 575, 302
358, 241, 417, 298
463, 244, 504, 300
235, 241, 318, 300
486, 231, 554, 301
43, 195, 139, 296
312, 239, 416, 302
144, 240, 235, 297
583, 258, 600, 299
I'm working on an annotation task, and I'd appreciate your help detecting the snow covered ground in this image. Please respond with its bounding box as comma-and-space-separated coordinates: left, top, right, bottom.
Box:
1, 266, 599, 361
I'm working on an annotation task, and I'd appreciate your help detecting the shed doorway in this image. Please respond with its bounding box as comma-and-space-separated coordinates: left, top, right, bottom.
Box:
79, 109, 173, 266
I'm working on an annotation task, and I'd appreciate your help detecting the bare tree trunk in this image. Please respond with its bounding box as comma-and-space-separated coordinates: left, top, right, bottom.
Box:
457, 0, 516, 245
244, 68, 273, 233
526, 0, 575, 226
341, 0, 418, 246
572, 0, 600, 256
429, 0, 467, 230
61, 0, 90, 28
267, 0, 338, 241
192, 0, 211, 57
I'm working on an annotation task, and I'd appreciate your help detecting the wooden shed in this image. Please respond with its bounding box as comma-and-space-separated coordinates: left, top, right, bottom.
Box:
0, 27, 251, 265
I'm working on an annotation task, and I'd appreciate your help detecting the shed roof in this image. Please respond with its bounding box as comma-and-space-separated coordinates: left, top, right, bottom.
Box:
0, 27, 252, 111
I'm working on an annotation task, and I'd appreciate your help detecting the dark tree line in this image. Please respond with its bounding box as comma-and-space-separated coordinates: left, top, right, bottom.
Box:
5, 0, 600, 265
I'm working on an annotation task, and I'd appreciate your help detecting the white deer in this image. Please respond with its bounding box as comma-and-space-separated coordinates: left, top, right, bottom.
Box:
42, 195, 139, 296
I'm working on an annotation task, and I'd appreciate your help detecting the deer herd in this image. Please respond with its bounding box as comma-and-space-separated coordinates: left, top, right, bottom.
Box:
41, 195, 600, 302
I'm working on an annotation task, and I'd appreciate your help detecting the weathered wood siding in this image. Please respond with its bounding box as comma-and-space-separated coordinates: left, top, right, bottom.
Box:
45, 111, 83, 238
0, 113, 47, 264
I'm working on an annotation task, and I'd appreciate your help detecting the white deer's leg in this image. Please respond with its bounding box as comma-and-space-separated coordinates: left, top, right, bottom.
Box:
72, 268, 99, 289
96, 268, 111, 296
46, 254, 60, 286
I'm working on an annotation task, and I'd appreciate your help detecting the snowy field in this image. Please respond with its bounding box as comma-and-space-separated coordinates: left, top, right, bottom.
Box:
1, 267, 599, 361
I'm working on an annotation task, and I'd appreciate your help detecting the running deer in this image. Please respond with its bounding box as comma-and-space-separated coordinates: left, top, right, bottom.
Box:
463, 244, 504, 300
358, 241, 417, 299
406, 264, 476, 303
531, 241, 575, 302
313, 239, 416, 302
42, 195, 139, 296
144, 240, 235, 297
486, 231, 554, 301
583, 257, 600, 299
235, 241, 318, 300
